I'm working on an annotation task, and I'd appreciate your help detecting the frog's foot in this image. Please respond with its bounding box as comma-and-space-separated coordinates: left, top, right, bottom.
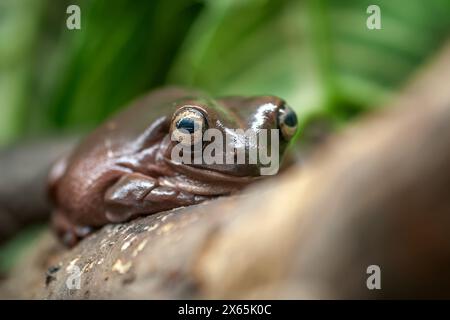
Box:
104, 172, 209, 223
52, 210, 94, 247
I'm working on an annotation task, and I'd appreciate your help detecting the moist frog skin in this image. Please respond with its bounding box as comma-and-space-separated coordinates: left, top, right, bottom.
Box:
47, 87, 298, 246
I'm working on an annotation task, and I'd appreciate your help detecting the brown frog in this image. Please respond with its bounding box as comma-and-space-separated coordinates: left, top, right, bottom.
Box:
48, 87, 298, 246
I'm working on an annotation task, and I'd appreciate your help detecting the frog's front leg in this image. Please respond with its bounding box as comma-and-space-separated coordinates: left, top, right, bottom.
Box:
104, 172, 203, 223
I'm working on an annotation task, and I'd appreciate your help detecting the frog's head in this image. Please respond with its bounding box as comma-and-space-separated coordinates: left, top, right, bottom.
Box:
165, 95, 298, 179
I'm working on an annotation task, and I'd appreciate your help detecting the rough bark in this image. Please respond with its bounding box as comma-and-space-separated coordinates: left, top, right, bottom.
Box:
2, 44, 450, 299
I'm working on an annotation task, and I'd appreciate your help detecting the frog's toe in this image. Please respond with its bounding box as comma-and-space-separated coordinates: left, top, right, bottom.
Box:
52, 210, 94, 247
61, 225, 95, 247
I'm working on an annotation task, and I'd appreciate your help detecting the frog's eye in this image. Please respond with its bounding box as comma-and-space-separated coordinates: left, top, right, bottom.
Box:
278, 105, 298, 140
171, 107, 206, 145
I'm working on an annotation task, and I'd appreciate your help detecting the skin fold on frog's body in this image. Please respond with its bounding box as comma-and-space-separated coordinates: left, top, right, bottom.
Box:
48, 87, 298, 246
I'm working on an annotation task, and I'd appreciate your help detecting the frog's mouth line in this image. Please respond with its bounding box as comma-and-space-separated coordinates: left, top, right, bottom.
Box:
163, 157, 261, 185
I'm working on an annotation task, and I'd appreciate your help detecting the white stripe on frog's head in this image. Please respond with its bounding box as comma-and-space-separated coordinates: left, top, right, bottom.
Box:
250, 103, 278, 130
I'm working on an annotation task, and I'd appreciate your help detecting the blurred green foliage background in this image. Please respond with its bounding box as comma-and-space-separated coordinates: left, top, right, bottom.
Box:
1, 0, 450, 147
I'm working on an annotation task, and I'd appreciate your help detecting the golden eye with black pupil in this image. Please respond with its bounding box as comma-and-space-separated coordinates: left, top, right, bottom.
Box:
278, 105, 298, 140
171, 107, 206, 146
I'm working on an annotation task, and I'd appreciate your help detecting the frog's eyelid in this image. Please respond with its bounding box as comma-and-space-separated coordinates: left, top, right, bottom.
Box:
171, 108, 209, 146
173, 107, 208, 131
